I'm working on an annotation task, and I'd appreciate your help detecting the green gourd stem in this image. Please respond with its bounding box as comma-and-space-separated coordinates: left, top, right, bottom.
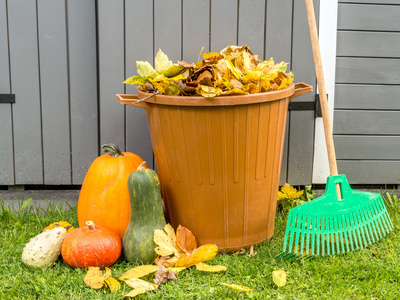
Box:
102, 143, 124, 157
86, 221, 95, 230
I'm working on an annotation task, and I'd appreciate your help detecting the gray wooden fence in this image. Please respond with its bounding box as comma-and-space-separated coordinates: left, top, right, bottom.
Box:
335, 0, 400, 184
0, 0, 318, 187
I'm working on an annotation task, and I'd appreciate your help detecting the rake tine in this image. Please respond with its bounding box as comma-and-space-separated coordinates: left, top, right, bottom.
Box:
337, 214, 346, 254
353, 211, 363, 250
362, 208, 373, 245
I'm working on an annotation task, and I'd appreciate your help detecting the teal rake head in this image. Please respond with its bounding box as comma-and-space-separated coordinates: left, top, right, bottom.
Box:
276, 175, 393, 260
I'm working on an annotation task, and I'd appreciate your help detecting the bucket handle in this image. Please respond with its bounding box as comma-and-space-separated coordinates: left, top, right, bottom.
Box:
289, 82, 313, 101
116, 93, 158, 111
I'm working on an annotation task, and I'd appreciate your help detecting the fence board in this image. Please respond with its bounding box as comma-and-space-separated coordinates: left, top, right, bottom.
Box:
336, 57, 400, 85
37, 0, 71, 184
334, 111, 400, 135
67, 0, 98, 184
125, 0, 154, 168
210, 0, 238, 51
286, 0, 318, 185
98, 0, 125, 149
8, 0, 43, 184
337, 31, 400, 58
335, 84, 400, 110
335, 136, 400, 160
338, 3, 400, 31
183, 0, 210, 60
337, 160, 400, 185
237, 0, 265, 56
0, 0, 14, 185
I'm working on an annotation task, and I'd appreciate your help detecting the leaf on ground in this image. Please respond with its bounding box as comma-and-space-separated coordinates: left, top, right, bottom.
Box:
176, 225, 197, 254
154, 224, 183, 257
155, 256, 171, 267
125, 278, 158, 292
272, 269, 287, 287
219, 282, 255, 291
166, 266, 187, 273
175, 244, 218, 267
84, 267, 112, 289
247, 245, 257, 257
118, 265, 160, 281
233, 248, 246, 255
195, 263, 227, 272
104, 277, 121, 292
122, 287, 155, 298
154, 266, 178, 285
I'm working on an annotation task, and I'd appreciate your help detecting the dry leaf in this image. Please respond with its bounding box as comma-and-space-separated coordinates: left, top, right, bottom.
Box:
123, 287, 152, 298
247, 245, 257, 257
166, 266, 187, 273
154, 266, 178, 285
219, 282, 254, 291
154, 224, 183, 257
175, 244, 218, 267
176, 225, 197, 254
155, 256, 171, 267
195, 263, 227, 272
118, 265, 160, 281
84, 267, 112, 289
124, 277, 158, 292
233, 248, 246, 255
164, 256, 179, 267
104, 277, 121, 292
272, 269, 287, 287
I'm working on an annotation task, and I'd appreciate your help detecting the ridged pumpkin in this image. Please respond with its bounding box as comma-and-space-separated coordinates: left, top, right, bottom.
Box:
61, 221, 122, 268
77, 143, 148, 239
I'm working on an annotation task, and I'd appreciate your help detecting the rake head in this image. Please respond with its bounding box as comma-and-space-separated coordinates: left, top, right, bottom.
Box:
276, 175, 393, 260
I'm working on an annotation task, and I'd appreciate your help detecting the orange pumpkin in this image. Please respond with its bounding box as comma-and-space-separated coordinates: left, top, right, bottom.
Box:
77, 143, 148, 239
61, 221, 122, 268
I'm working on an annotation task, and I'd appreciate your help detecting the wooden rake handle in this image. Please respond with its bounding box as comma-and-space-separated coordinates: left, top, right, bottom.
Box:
305, 0, 338, 177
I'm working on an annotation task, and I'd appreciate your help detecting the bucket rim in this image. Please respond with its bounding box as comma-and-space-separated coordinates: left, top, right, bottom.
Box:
135, 82, 296, 106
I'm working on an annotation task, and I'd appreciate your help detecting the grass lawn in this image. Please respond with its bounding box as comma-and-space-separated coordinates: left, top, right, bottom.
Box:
1, 191, 400, 300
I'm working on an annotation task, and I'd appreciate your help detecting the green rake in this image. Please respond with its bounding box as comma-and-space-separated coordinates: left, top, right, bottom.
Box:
276, 0, 393, 259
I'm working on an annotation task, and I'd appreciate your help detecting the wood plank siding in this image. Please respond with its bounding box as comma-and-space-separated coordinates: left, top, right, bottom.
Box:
0, 0, 319, 186
335, 0, 400, 184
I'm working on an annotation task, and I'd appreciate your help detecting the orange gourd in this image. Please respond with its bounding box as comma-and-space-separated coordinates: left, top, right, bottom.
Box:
61, 221, 122, 268
77, 143, 148, 239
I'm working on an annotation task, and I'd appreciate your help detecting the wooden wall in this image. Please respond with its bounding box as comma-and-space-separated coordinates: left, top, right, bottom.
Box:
335, 0, 400, 184
0, 0, 319, 186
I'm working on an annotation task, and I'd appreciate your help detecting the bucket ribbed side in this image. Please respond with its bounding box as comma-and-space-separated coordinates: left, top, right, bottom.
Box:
145, 97, 290, 252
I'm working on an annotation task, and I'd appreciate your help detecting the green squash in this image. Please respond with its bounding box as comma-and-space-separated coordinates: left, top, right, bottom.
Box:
122, 162, 167, 264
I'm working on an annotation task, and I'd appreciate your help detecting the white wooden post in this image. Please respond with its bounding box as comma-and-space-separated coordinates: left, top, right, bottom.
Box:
312, 0, 339, 183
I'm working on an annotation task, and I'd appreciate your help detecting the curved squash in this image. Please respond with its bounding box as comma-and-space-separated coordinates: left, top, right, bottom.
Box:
123, 162, 166, 264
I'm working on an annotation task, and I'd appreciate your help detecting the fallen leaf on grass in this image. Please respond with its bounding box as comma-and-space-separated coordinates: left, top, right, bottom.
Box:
272, 269, 287, 287
247, 245, 257, 257
233, 248, 246, 255
118, 265, 160, 281
175, 244, 218, 267
195, 263, 227, 272
155, 255, 171, 267
84, 267, 112, 289
154, 266, 178, 285
154, 224, 183, 257
123, 277, 158, 298
219, 282, 255, 291
104, 277, 120, 292
176, 225, 197, 254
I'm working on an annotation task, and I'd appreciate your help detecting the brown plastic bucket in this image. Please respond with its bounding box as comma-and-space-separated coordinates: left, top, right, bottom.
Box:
117, 82, 312, 252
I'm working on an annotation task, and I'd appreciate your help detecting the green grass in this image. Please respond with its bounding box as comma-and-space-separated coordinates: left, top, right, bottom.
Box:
1, 191, 400, 300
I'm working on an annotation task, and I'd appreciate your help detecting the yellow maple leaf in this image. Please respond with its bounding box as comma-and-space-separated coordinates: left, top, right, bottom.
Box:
195, 263, 227, 272
104, 277, 121, 292
219, 282, 255, 291
118, 265, 160, 281
175, 244, 218, 267
153, 224, 183, 257
272, 268, 287, 287
84, 267, 112, 289
278, 183, 304, 200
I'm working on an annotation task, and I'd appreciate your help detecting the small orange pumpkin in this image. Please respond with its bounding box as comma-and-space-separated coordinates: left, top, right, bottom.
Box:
77, 143, 148, 239
61, 221, 122, 268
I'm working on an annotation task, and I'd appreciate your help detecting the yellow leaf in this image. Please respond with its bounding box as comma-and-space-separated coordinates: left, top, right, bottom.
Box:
155, 49, 173, 71
166, 266, 187, 273
176, 225, 197, 254
124, 277, 158, 291
118, 265, 160, 281
84, 267, 111, 289
136, 61, 156, 77
104, 277, 120, 292
278, 183, 304, 200
154, 224, 183, 257
175, 244, 218, 267
219, 282, 254, 291
195, 263, 227, 272
272, 269, 287, 287
122, 287, 153, 298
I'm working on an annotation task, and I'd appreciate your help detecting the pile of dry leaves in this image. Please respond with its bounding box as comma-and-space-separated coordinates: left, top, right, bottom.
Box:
124, 45, 294, 97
